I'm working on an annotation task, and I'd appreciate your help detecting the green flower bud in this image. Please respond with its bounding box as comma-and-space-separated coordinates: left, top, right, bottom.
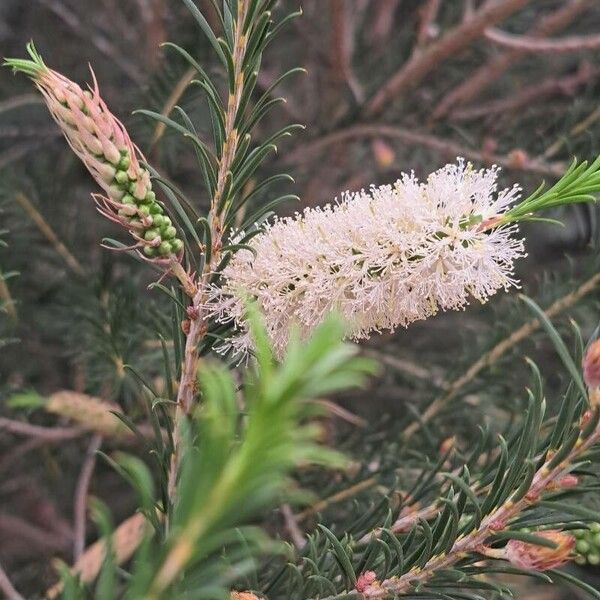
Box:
163, 226, 177, 239
161, 216, 172, 228
576, 540, 591, 554
115, 170, 129, 186
575, 555, 587, 565
589, 553, 600, 565
158, 241, 172, 256
144, 229, 161, 242
593, 533, 600, 546
138, 205, 151, 217
591, 523, 600, 533
149, 202, 162, 215
171, 238, 184, 253
145, 191, 156, 203
143, 246, 156, 257
152, 214, 165, 227
122, 194, 136, 205
118, 154, 130, 171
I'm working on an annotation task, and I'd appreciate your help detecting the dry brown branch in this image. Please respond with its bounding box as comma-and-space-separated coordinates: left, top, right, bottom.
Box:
330, 0, 363, 103
14, 192, 85, 277
485, 27, 600, 52
363, 0, 532, 118
366, 0, 401, 50
73, 434, 103, 561
281, 503, 305, 548
432, 0, 590, 119
451, 64, 599, 121
0, 417, 83, 441
415, 0, 441, 50
0, 561, 25, 600
0, 512, 69, 553
285, 124, 564, 177
46, 513, 148, 599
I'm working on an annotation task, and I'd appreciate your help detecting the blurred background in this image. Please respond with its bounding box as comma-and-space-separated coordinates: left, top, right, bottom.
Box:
1, 0, 600, 597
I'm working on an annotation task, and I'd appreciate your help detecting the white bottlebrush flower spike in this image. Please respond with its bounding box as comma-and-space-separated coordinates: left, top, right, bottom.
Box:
208, 159, 526, 357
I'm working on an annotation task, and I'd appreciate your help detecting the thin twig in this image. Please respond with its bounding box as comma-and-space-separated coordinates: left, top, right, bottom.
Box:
0, 417, 83, 441
73, 434, 103, 561
285, 124, 564, 177
451, 64, 598, 121
432, 0, 590, 119
414, 0, 441, 51
485, 27, 600, 52
281, 503, 305, 549
14, 192, 85, 276
363, 0, 531, 118
0, 561, 24, 600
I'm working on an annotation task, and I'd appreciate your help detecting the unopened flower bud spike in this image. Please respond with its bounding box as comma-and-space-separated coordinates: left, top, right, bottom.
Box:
4, 42, 193, 293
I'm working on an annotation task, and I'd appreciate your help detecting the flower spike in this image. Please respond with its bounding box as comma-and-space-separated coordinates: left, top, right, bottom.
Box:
4, 42, 184, 263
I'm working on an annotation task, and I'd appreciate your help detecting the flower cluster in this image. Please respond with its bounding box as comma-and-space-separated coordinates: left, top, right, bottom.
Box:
5, 43, 183, 260
573, 523, 600, 565
208, 160, 526, 357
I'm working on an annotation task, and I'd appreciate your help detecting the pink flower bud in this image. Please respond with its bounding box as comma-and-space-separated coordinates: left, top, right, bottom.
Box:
583, 340, 600, 389
356, 571, 378, 592
505, 530, 575, 571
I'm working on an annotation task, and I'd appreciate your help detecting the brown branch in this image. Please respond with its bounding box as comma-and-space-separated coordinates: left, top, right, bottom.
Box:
451, 63, 599, 121
167, 0, 250, 516
486, 27, 600, 52
0, 417, 83, 441
285, 124, 564, 177
73, 434, 103, 561
432, 0, 590, 119
414, 0, 441, 50
15, 192, 85, 277
0, 561, 25, 600
363, 0, 532, 118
